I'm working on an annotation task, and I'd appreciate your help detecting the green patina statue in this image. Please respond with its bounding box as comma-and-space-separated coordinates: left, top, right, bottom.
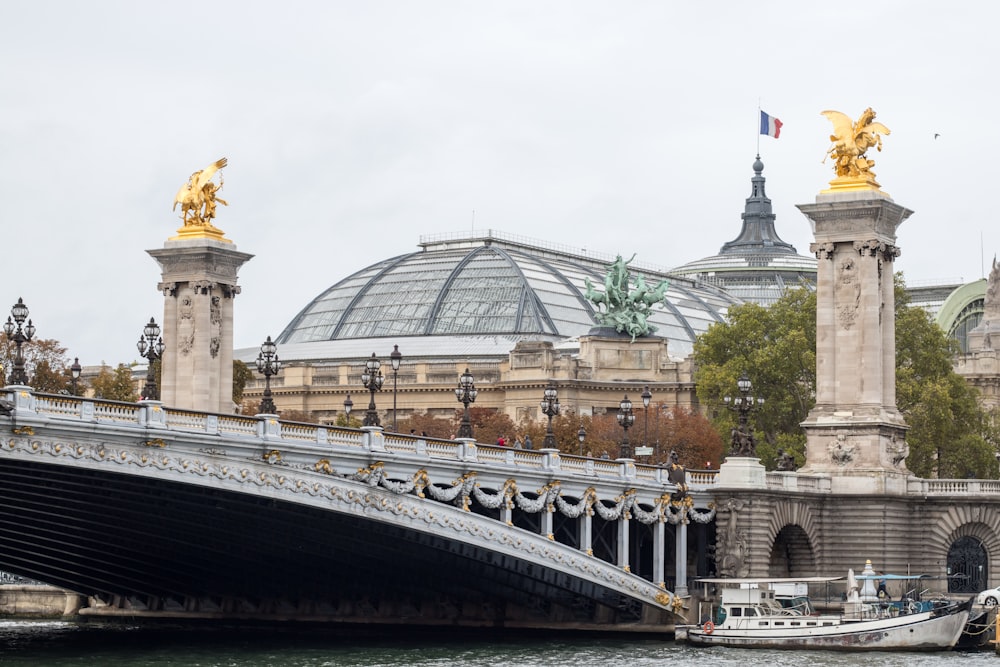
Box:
584, 254, 669, 341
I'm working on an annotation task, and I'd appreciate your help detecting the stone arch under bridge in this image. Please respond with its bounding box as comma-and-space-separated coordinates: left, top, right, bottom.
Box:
915, 503, 1000, 593
765, 501, 820, 577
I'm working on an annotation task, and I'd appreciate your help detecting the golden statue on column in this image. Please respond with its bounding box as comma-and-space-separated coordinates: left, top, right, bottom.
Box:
170, 157, 231, 243
821, 108, 891, 194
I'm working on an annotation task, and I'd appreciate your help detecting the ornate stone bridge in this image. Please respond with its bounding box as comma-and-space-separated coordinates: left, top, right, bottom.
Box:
0, 387, 716, 631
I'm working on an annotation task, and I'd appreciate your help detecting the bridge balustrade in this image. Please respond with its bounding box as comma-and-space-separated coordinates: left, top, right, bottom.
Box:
5, 390, 728, 613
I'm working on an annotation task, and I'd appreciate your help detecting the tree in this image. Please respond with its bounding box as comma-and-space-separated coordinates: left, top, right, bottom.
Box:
0, 337, 71, 391
658, 406, 725, 469
232, 360, 253, 405
893, 282, 996, 478
90, 364, 138, 402
398, 411, 452, 438
693, 287, 816, 468
454, 407, 516, 445
692, 279, 997, 477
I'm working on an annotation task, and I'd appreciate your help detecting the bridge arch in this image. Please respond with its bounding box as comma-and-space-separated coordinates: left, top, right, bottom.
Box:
927, 505, 1000, 590
765, 501, 819, 577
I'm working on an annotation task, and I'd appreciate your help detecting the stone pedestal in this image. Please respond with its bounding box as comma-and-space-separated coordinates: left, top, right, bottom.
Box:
148, 238, 253, 413
715, 457, 766, 489
796, 191, 913, 491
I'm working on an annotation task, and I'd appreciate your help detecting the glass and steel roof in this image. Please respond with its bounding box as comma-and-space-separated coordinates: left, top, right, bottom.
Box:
274, 230, 739, 361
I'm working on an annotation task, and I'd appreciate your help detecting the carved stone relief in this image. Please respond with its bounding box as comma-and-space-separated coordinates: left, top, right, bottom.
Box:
210, 296, 222, 358
178, 290, 195, 355
829, 436, 855, 465
716, 498, 749, 578
836, 257, 860, 329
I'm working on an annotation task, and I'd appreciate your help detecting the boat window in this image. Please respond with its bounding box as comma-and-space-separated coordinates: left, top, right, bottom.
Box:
790, 621, 800, 626
731, 608, 743, 617
774, 621, 784, 626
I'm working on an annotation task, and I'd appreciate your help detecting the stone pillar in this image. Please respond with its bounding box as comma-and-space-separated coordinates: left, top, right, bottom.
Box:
617, 516, 630, 571
797, 192, 912, 493
580, 512, 593, 556
148, 238, 253, 413
652, 520, 665, 587
674, 520, 689, 597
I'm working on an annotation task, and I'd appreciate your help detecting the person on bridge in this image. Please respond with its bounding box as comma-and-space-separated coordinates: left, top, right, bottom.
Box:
496, 435, 506, 447
524, 435, 533, 450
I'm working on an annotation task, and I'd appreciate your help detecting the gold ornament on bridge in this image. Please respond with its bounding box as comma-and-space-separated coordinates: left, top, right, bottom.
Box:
170, 157, 232, 243
821, 108, 891, 194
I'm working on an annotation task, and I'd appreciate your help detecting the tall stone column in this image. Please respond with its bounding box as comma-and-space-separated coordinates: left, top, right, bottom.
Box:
148, 237, 253, 413
797, 191, 912, 492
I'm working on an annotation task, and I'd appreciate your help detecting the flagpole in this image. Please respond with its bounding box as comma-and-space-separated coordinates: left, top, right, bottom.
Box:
756, 100, 761, 156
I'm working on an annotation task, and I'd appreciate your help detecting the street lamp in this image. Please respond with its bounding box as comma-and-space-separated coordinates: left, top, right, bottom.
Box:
641, 385, 652, 454
255, 336, 280, 414
4, 297, 35, 385
70, 357, 82, 396
724, 371, 764, 457
389, 344, 402, 431
455, 367, 478, 439
136, 317, 165, 400
361, 353, 384, 427
540, 382, 559, 448
343, 393, 353, 422
577, 423, 587, 456
617, 394, 635, 458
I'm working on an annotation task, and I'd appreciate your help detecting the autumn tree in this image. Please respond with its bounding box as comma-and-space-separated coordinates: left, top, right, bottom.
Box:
454, 407, 516, 445
232, 360, 253, 405
658, 406, 724, 469
0, 337, 72, 393
90, 364, 138, 402
398, 411, 452, 438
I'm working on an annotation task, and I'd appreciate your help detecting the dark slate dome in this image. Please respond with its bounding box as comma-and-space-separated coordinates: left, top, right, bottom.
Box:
270, 231, 739, 362
670, 157, 817, 304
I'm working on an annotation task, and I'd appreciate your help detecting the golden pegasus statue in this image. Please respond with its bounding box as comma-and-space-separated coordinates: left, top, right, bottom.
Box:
821, 108, 890, 191
173, 157, 228, 227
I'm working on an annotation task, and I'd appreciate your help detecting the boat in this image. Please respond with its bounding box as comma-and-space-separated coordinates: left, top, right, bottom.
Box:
853, 563, 993, 649
679, 573, 973, 651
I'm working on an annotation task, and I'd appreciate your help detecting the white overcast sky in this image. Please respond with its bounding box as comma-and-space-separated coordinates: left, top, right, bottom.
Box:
1, 1, 995, 366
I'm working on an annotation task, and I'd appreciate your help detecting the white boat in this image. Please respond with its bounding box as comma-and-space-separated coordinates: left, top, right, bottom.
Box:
679, 574, 973, 651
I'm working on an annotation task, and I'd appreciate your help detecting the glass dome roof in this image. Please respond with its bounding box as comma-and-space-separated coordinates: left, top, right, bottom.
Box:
275, 231, 739, 359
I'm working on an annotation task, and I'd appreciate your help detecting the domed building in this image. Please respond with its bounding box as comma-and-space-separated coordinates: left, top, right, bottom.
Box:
669, 157, 817, 304
238, 230, 739, 425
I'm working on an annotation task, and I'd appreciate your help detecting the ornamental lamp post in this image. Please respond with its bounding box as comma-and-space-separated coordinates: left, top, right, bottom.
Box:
577, 423, 587, 456
361, 353, 384, 427
389, 344, 402, 431
617, 394, 635, 459
540, 382, 559, 448
255, 336, 280, 414
343, 393, 353, 421
641, 385, 652, 452
136, 317, 165, 400
724, 371, 764, 457
4, 297, 36, 386
455, 367, 478, 439
70, 357, 82, 396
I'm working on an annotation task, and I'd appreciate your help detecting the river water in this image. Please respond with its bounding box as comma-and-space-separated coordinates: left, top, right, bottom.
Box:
0, 620, 996, 667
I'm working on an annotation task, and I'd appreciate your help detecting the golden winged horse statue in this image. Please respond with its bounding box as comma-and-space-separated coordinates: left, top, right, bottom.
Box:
821, 108, 890, 183
173, 157, 228, 226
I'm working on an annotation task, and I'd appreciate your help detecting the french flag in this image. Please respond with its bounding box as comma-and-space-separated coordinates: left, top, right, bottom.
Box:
760, 110, 782, 138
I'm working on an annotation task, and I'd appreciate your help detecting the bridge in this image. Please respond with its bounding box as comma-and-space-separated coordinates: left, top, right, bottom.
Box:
0, 386, 716, 631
